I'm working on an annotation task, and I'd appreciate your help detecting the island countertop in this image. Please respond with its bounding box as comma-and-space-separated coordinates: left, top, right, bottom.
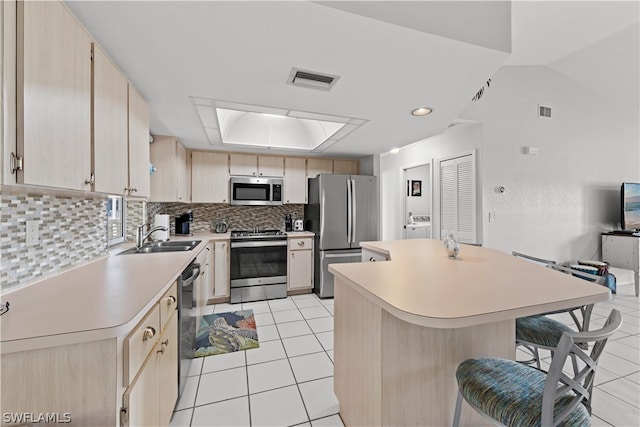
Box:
329, 239, 611, 328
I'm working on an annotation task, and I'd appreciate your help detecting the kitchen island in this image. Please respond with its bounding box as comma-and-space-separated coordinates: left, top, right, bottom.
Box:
328, 239, 611, 427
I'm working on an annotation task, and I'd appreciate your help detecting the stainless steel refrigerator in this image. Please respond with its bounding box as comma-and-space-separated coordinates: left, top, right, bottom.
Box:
305, 174, 378, 298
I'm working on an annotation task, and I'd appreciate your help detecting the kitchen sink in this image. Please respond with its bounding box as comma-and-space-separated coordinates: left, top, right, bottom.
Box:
119, 240, 201, 255
147, 240, 201, 248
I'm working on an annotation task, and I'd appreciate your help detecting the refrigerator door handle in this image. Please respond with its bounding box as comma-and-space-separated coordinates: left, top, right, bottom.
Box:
323, 252, 360, 259
351, 178, 357, 244
346, 178, 352, 244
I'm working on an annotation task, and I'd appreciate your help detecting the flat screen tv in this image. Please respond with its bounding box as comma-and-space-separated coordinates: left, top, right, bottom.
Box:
621, 182, 640, 231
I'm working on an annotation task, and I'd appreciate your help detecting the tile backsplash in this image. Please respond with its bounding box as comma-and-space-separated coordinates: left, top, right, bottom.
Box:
146, 203, 305, 233
0, 192, 305, 291
1, 191, 107, 290
126, 199, 146, 241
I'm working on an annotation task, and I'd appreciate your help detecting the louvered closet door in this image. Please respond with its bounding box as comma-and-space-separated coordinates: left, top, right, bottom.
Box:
439, 154, 476, 243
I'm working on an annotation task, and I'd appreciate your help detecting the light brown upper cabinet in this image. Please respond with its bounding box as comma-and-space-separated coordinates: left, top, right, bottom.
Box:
333, 159, 359, 175
127, 85, 150, 198
258, 156, 284, 177
284, 157, 307, 204
149, 136, 188, 202
229, 154, 284, 177
192, 151, 229, 203
16, 0, 92, 190
306, 158, 334, 180
92, 44, 129, 195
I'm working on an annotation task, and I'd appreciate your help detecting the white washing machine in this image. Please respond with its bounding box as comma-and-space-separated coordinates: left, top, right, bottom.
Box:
405, 215, 431, 239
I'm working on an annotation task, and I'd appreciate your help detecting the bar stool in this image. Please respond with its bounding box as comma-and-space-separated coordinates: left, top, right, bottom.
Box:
512, 252, 606, 369
453, 309, 622, 426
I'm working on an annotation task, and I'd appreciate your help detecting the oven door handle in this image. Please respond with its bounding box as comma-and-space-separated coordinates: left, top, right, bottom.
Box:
231, 240, 288, 248
182, 263, 201, 287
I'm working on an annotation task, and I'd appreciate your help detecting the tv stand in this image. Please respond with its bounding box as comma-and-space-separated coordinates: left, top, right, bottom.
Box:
602, 233, 640, 297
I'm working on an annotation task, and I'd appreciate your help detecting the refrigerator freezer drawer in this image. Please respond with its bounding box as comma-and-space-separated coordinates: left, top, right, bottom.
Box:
315, 249, 362, 298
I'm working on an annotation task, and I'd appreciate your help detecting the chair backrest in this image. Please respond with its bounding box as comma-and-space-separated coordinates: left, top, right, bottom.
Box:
547, 264, 608, 332
541, 309, 622, 425
512, 251, 557, 267
547, 264, 607, 286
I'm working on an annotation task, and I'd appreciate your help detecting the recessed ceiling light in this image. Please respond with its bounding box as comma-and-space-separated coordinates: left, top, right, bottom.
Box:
389, 147, 400, 154
411, 107, 433, 116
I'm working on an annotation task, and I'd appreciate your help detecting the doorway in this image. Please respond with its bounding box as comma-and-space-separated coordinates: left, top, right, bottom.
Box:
403, 163, 432, 239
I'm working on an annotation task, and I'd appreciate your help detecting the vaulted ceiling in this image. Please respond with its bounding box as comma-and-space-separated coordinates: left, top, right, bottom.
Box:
65, 1, 639, 158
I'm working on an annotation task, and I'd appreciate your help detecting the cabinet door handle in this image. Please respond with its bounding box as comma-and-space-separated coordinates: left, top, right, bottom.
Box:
85, 174, 95, 186
142, 326, 156, 341
131, 188, 138, 193
369, 257, 376, 262
157, 341, 168, 355
291, 252, 295, 258
166, 295, 176, 305
298, 240, 304, 246
259, 172, 263, 176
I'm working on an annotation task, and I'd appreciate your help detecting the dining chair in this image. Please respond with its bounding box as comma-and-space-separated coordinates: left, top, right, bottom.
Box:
512, 252, 606, 369
453, 309, 622, 427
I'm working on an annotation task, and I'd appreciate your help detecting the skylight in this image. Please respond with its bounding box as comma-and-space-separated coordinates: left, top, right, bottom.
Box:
191, 98, 367, 152
216, 108, 345, 150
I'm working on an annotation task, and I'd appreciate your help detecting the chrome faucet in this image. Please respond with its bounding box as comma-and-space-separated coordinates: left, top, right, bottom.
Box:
254, 225, 260, 233
136, 223, 169, 249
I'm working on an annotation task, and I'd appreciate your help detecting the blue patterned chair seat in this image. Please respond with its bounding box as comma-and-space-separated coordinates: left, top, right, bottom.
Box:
456, 358, 590, 427
516, 315, 573, 348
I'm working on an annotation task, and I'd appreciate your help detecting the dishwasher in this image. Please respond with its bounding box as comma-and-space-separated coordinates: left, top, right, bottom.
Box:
178, 259, 200, 398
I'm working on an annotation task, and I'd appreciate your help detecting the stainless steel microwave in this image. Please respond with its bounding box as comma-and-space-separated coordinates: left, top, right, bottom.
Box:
230, 176, 283, 206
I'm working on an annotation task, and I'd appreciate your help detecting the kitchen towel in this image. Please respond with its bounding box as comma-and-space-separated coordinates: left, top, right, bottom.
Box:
153, 214, 170, 241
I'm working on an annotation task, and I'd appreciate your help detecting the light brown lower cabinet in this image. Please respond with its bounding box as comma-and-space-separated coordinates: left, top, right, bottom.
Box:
122, 310, 178, 426
287, 237, 314, 291
0, 282, 179, 427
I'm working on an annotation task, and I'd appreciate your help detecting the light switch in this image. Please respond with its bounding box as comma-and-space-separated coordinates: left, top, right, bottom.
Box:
489, 212, 497, 222
26, 220, 40, 246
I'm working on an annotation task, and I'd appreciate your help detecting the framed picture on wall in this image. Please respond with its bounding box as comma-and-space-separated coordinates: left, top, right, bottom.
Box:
411, 180, 422, 197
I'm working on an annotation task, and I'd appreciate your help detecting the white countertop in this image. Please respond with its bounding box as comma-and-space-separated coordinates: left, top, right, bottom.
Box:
0, 232, 231, 353
329, 239, 611, 328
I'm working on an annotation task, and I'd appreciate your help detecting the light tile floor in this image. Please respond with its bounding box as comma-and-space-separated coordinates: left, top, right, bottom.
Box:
172, 281, 640, 427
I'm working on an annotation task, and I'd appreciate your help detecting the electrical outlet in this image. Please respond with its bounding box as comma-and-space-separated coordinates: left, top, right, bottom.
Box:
489, 212, 497, 222
26, 220, 40, 246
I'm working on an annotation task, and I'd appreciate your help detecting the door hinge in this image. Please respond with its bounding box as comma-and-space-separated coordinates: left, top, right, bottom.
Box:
119, 407, 128, 426
10, 152, 23, 174
90, 46, 94, 61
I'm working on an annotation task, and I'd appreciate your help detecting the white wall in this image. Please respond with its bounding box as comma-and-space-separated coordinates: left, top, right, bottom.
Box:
380, 122, 482, 241
459, 65, 639, 261
379, 64, 639, 263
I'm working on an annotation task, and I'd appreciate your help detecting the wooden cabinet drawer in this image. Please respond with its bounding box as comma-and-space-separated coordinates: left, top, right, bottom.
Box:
362, 248, 389, 262
159, 281, 178, 330
290, 237, 313, 251
124, 303, 160, 386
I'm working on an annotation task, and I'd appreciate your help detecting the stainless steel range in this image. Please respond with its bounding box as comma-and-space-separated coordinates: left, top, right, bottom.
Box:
230, 229, 288, 303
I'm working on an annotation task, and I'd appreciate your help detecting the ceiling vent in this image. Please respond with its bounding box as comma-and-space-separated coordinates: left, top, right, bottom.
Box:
538, 105, 552, 118
288, 68, 339, 91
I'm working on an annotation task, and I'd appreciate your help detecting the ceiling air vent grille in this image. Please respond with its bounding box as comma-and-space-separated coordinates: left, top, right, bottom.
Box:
288, 67, 340, 91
